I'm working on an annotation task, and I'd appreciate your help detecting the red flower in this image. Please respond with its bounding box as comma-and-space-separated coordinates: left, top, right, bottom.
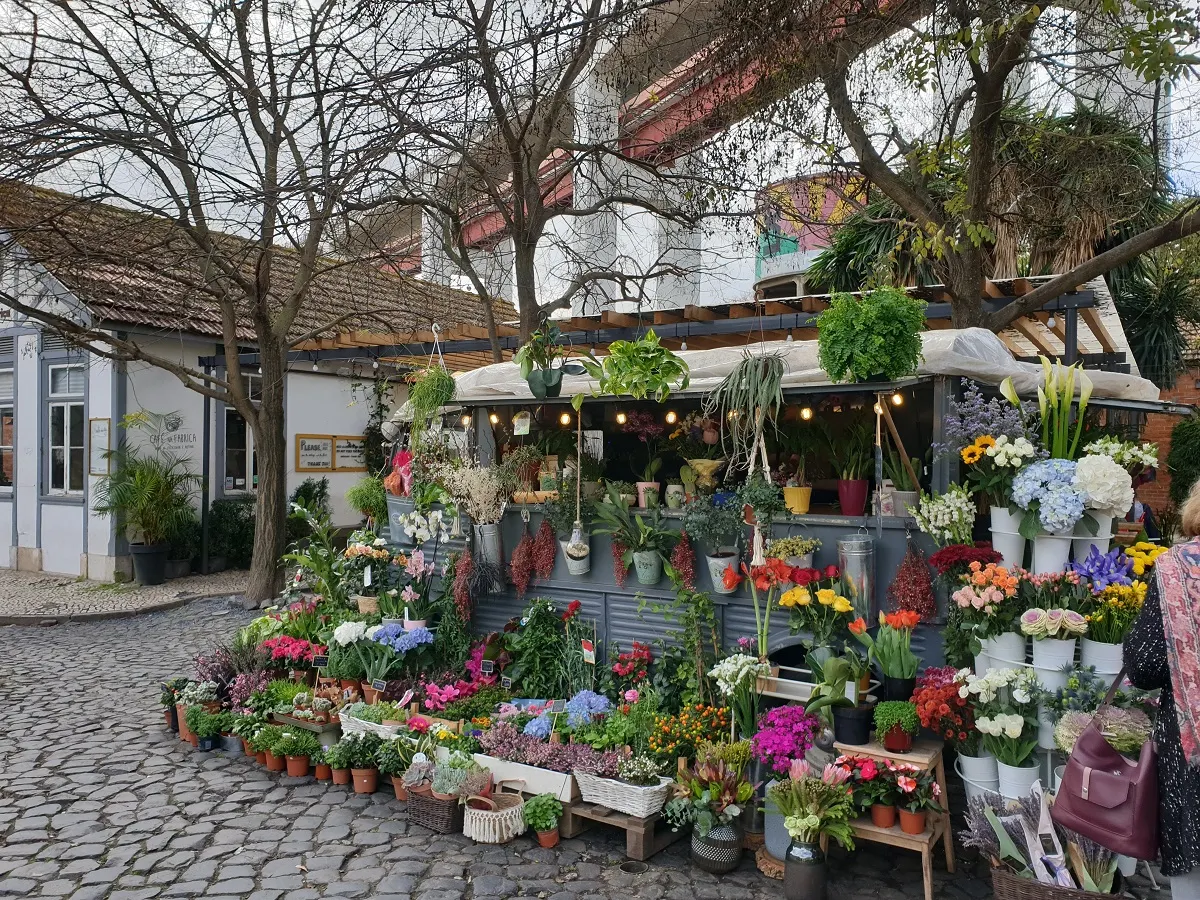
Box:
823, 564, 840, 579
562, 599, 582, 622
791, 567, 815, 586
722, 565, 742, 591
848, 617, 867, 636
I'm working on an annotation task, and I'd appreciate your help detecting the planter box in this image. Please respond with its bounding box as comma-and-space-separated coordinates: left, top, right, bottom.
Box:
471, 754, 579, 802
269, 712, 342, 741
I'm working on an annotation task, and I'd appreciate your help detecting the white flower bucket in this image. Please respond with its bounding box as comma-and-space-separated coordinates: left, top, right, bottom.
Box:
560, 540, 590, 575
954, 755, 1000, 804
974, 651, 993, 676
1117, 856, 1137, 878
1037, 703, 1058, 750
996, 761, 1041, 800
1031, 532, 1072, 574
1073, 514, 1114, 561
1032, 637, 1077, 678
986, 632, 1027, 668
991, 506, 1024, 532
707, 553, 738, 595
990, 529, 1026, 572
1052, 764, 1066, 794
1081, 637, 1123, 675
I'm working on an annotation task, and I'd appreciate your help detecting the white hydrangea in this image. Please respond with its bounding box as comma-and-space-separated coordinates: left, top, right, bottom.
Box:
331, 621, 367, 646
1075, 454, 1134, 516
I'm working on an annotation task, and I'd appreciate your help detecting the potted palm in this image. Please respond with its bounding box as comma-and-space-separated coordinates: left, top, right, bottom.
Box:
828, 421, 873, 517
93, 441, 200, 586
593, 484, 677, 585
523, 793, 564, 848
514, 323, 586, 399
681, 493, 744, 594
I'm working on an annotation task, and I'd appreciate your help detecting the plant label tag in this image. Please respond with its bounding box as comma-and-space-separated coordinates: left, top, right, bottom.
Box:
581, 639, 595, 665
363, 565, 372, 587
372, 679, 387, 691
294, 567, 303, 583
501, 676, 513, 690
843, 682, 857, 704
513, 411, 531, 435
480, 659, 495, 675
551, 699, 566, 713
312, 655, 328, 669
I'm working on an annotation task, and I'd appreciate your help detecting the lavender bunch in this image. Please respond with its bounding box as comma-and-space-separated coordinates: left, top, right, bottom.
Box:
936, 380, 1035, 458
1061, 829, 1118, 893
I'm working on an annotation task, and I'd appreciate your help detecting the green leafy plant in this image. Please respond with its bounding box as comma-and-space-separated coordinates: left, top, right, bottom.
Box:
508, 597, 569, 699
873, 701, 919, 737
541, 487, 595, 537
408, 366, 456, 444
640, 576, 721, 710
208, 498, 255, 568
816, 287, 926, 383
828, 420, 874, 481
593, 484, 677, 564
249, 724, 284, 754
737, 472, 785, 523
514, 324, 587, 398
662, 759, 754, 836
884, 447, 921, 492
1168, 415, 1200, 505
323, 738, 356, 770
1000, 357, 1091, 460
346, 733, 384, 769
523, 793, 563, 832
345, 476, 388, 525
441, 685, 513, 721
572, 329, 690, 410
680, 494, 743, 552
273, 730, 320, 759
703, 351, 784, 470
92, 442, 200, 547
282, 501, 347, 605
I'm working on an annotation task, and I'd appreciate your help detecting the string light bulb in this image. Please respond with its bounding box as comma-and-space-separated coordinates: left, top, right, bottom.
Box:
873, 402, 883, 415
727, 409, 738, 420
461, 414, 471, 427
488, 413, 499, 425
559, 411, 572, 426
615, 412, 627, 425
680, 340, 687, 351
800, 407, 814, 421
372, 359, 379, 370
891, 392, 904, 406
786, 329, 794, 343
1047, 314, 1057, 329
312, 362, 318, 372
665, 411, 678, 424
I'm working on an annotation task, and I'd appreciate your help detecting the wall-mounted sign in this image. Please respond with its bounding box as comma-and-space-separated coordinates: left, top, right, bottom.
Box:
334, 436, 367, 471
296, 434, 335, 472
89, 418, 110, 475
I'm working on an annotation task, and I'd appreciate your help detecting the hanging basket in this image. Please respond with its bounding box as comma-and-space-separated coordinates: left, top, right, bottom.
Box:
463, 781, 526, 844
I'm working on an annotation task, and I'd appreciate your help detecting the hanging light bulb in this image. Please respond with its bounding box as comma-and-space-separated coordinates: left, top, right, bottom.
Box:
615, 412, 628, 425
312, 362, 318, 372
873, 402, 883, 415
665, 410, 678, 424
680, 339, 687, 351
559, 411, 572, 426
488, 412, 499, 425
891, 392, 904, 406
461, 414, 471, 427
372, 359, 380, 370
800, 407, 814, 421
785, 329, 794, 343
1047, 314, 1057, 329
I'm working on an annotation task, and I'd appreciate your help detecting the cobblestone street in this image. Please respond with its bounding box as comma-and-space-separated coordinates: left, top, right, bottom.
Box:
0, 600, 1011, 899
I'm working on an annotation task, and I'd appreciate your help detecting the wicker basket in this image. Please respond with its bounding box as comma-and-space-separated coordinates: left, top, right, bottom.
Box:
573, 771, 673, 818
408, 790, 465, 834
463, 782, 526, 844
991, 865, 1119, 900
354, 594, 379, 614
338, 712, 405, 740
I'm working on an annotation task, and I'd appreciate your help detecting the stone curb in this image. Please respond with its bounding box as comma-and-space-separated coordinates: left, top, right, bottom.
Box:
0, 590, 246, 627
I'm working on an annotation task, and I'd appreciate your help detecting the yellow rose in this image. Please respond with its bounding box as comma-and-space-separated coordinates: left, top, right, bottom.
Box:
817, 589, 835, 606
832, 596, 853, 614
780, 587, 811, 609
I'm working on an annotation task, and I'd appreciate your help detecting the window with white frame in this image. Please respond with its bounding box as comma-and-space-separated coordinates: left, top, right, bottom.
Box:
48, 364, 85, 494
0, 369, 12, 488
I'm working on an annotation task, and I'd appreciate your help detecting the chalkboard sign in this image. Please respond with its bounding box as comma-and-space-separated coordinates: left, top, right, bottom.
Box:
550, 699, 566, 713
371, 679, 387, 691
296, 434, 335, 471
312, 655, 329, 669
334, 436, 367, 471
501, 676, 512, 690
480, 659, 495, 675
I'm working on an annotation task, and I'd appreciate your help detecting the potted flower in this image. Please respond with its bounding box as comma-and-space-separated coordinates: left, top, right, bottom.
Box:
681, 494, 744, 594
805, 655, 874, 745
779, 567, 854, 665
1020, 606, 1088, 685
909, 484, 976, 550
523, 793, 564, 848
737, 471, 785, 527
851, 610, 921, 701
346, 733, 383, 794
962, 667, 1040, 799
312, 748, 332, 782
593, 485, 676, 585
959, 433, 1037, 569
324, 736, 356, 785
187, 708, 226, 752
873, 701, 919, 752
621, 410, 666, 507
665, 477, 685, 509
913, 667, 995, 792
848, 757, 901, 828
1012, 458, 1087, 573
514, 323, 586, 399
256, 724, 287, 771
767, 759, 856, 900
826, 421, 873, 517
710, 654, 770, 741
668, 411, 725, 490
402, 757, 435, 796
893, 764, 942, 835
663, 759, 754, 875
767, 535, 821, 569
949, 561, 1022, 673
275, 730, 321, 778
1081, 578, 1148, 675
752, 706, 821, 778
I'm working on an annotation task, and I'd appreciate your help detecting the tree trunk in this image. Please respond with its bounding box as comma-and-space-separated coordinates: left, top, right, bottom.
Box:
513, 242, 540, 341
244, 339, 289, 604
943, 258, 989, 328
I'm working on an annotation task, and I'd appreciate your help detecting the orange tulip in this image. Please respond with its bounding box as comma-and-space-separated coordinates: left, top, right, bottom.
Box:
848, 617, 867, 635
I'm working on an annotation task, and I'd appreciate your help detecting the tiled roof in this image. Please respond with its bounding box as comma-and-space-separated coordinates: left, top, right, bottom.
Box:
0, 182, 511, 344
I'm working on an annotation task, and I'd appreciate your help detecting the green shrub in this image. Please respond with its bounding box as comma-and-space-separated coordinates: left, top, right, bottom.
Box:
345, 476, 388, 525
873, 701, 919, 736
1168, 415, 1200, 505
210, 498, 255, 568
273, 731, 320, 759
817, 287, 926, 383
523, 793, 563, 832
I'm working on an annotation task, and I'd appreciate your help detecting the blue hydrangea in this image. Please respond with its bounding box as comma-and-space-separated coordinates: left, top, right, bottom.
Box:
523, 714, 552, 739
1012, 459, 1084, 533
564, 690, 611, 728
375, 625, 434, 654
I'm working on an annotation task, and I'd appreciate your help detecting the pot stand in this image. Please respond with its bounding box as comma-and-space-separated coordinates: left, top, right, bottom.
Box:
557, 799, 688, 861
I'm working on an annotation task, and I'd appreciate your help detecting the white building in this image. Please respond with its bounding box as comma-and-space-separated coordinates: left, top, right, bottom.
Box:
0, 183, 500, 579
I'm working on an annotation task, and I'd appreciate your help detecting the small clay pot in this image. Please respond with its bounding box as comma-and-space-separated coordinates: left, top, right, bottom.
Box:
285, 756, 310, 778
332, 768, 351, 786
351, 767, 379, 794
870, 804, 897, 829
255, 750, 267, 766
315, 764, 332, 782
391, 775, 408, 801
264, 751, 285, 772
536, 829, 560, 849
899, 809, 927, 835
362, 684, 381, 704
240, 738, 254, 756
882, 725, 914, 753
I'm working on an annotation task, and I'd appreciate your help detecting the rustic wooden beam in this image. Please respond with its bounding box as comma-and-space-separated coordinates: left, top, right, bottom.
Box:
601, 310, 644, 327
653, 309, 684, 325
1079, 307, 1118, 353
983, 280, 1006, 299
1010, 316, 1058, 356
684, 304, 719, 321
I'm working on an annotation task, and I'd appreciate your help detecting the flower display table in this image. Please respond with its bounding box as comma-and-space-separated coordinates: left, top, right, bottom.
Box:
833, 738, 955, 900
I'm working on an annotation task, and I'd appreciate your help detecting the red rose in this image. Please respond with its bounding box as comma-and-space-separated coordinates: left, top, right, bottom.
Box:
824, 565, 840, 579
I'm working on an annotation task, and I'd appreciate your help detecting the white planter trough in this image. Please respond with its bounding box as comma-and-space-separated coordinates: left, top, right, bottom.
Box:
1081, 638, 1123, 675
471, 754, 580, 803
973, 650, 993, 676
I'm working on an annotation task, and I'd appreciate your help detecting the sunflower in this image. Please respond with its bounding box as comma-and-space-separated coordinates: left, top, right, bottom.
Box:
961, 445, 983, 464
975, 435, 997, 450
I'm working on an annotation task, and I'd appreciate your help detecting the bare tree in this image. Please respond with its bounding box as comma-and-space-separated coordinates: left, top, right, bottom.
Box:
350, 0, 750, 348
0, 0, 491, 601
706, 0, 1200, 326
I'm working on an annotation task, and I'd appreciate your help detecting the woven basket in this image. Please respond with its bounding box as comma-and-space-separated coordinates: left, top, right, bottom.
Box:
573, 771, 673, 818
463, 782, 526, 844
408, 790, 465, 834
338, 712, 405, 740
991, 866, 1119, 900
354, 594, 379, 614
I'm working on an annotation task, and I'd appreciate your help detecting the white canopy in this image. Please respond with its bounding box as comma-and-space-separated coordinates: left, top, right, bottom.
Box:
447, 327, 1160, 405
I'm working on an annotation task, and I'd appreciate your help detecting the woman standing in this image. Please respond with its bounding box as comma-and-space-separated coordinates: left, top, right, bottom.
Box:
1125, 480, 1200, 899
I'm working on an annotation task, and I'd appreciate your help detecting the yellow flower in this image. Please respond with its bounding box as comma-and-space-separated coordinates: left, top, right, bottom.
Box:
832, 596, 853, 614
817, 589, 836, 606
780, 587, 811, 608
975, 435, 997, 450
961, 446, 983, 465
1132, 562, 1145, 576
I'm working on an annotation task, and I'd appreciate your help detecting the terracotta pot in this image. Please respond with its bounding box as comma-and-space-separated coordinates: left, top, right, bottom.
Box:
189, 734, 198, 748
536, 829, 560, 849
743, 503, 756, 526
351, 767, 379, 794
870, 804, 897, 829
409, 784, 433, 796
264, 751, 285, 772
163, 707, 174, 728
201, 701, 222, 714
332, 768, 351, 786
898, 809, 927, 835
255, 750, 267, 765
362, 684, 381, 704
175, 703, 192, 742
430, 789, 457, 801
240, 737, 253, 756
391, 775, 409, 801
882, 725, 914, 753
285, 755, 310, 778
315, 764, 332, 782
340, 679, 359, 692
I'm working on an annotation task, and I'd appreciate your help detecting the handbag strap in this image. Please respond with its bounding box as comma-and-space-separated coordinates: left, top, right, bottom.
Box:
1100, 668, 1127, 709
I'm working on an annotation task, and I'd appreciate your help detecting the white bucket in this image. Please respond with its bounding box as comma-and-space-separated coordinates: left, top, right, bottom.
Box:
997, 761, 1041, 800
1081, 638, 1123, 675
560, 540, 591, 575
1032, 533, 1073, 574
986, 632, 1028, 668
1073, 514, 1114, 562
954, 756, 1000, 804
990, 529, 1026, 572
1037, 703, 1058, 751
991, 506, 1024, 532
707, 554, 738, 595
1117, 856, 1137, 878
1032, 637, 1077, 676
974, 651, 993, 676
1052, 764, 1066, 794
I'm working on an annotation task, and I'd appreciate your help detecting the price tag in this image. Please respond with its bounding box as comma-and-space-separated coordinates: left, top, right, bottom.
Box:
372, 679, 387, 691
312, 655, 328, 669
480, 659, 495, 675
581, 639, 595, 665
363, 565, 373, 587
501, 676, 513, 690
513, 411, 531, 436
550, 699, 566, 713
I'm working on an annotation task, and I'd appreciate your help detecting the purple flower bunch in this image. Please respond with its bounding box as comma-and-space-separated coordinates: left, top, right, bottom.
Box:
1071, 546, 1134, 594
228, 671, 269, 708
751, 705, 821, 774
935, 380, 1034, 457
374, 625, 435, 654
564, 690, 611, 728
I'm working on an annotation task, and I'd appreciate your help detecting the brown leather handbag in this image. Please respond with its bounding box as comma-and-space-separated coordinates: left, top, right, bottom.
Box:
1050, 668, 1158, 860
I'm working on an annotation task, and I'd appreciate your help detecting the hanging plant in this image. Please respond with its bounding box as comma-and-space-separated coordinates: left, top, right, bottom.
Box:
612, 538, 630, 588
510, 531, 535, 597
670, 530, 697, 591
887, 538, 937, 621
453, 552, 474, 620
514, 323, 587, 399
816, 287, 926, 383
408, 365, 456, 445
703, 351, 785, 471
533, 520, 557, 580
572, 329, 689, 410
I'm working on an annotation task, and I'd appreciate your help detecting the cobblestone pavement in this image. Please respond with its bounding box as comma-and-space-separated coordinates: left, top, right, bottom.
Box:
0, 570, 247, 624
0, 599, 1151, 900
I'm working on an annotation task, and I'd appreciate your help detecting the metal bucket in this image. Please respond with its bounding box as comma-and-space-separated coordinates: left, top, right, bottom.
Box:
474, 524, 505, 592
837, 530, 874, 619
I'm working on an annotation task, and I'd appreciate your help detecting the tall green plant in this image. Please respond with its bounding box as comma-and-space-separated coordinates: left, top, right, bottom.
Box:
408, 366, 455, 445
703, 351, 784, 470
1168, 415, 1200, 506
282, 502, 346, 605
345, 475, 387, 524
828, 420, 874, 480
1114, 257, 1200, 389
92, 445, 199, 546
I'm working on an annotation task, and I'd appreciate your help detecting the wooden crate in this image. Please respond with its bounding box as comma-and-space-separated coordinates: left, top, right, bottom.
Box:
559, 800, 686, 861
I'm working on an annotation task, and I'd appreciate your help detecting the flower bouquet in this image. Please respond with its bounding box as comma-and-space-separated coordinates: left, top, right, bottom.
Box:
751, 705, 821, 776
767, 759, 856, 869
779, 565, 855, 663
1082, 436, 1159, 478
910, 484, 976, 547
710, 654, 770, 741
961, 667, 1040, 798
949, 561, 1021, 664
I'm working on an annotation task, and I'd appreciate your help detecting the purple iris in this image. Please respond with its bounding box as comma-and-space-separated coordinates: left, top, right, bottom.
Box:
1071, 546, 1134, 594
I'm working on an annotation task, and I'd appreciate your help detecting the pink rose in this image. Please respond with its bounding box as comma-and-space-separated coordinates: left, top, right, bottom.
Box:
624, 689, 639, 703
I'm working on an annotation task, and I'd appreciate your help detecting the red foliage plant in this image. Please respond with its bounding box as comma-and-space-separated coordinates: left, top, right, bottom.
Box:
670, 530, 696, 590
611, 539, 629, 588
532, 521, 557, 580
887, 541, 937, 620
452, 552, 474, 621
